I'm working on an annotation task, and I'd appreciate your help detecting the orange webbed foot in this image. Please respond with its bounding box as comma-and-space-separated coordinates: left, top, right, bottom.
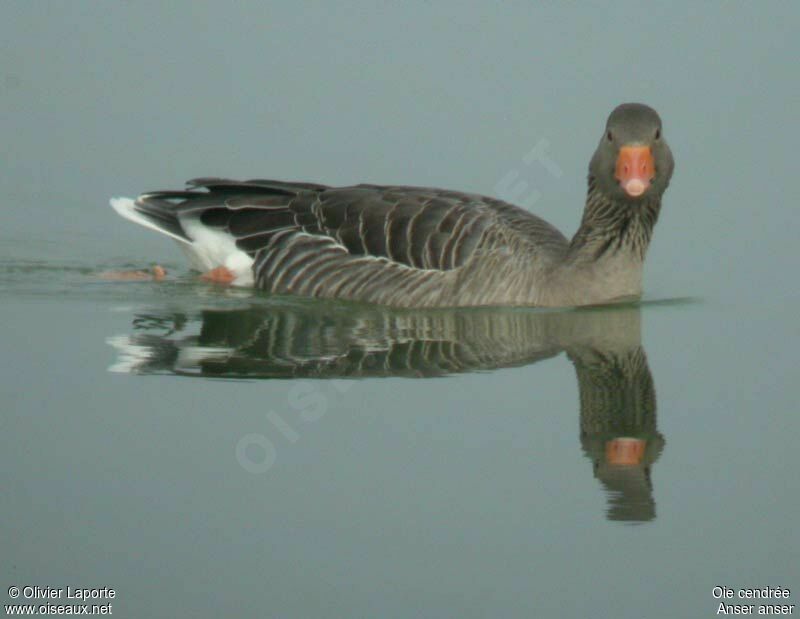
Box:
200, 266, 236, 284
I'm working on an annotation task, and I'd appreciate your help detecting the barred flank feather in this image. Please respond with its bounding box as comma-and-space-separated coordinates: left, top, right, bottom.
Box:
125, 179, 577, 306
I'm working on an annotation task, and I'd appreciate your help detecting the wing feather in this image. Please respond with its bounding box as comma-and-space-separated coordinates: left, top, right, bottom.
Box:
127, 178, 569, 304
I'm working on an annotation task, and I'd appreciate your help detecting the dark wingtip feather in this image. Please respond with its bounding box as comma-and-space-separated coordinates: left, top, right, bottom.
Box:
185, 177, 330, 195
186, 177, 239, 189
130, 194, 192, 241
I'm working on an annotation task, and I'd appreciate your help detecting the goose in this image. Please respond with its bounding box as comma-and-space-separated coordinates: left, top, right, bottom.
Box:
110, 103, 674, 308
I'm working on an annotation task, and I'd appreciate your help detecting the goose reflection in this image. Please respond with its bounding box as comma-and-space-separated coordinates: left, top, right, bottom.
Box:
108, 301, 664, 522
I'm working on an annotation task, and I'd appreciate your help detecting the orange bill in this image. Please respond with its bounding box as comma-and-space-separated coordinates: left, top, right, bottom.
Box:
615, 146, 654, 197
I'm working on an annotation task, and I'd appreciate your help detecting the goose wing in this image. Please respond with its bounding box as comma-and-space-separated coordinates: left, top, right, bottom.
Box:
134, 178, 565, 305
147, 178, 494, 270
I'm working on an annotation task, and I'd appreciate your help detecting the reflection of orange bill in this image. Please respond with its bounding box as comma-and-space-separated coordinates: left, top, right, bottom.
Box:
605, 437, 647, 466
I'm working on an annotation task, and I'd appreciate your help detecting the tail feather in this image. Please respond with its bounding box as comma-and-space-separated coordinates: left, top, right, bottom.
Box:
110, 197, 191, 243
110, 195, 255, 284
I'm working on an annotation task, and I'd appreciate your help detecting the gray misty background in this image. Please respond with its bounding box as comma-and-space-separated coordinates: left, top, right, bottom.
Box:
2, 3, 799, 619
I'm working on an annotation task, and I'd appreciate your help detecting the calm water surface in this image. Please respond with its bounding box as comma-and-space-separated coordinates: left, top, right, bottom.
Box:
1, 242, 797, 617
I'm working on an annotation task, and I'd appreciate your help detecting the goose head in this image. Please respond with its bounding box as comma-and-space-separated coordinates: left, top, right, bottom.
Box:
589, 103, 674, 202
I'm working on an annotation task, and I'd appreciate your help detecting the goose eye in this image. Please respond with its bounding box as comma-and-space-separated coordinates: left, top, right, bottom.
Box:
654, 128, 661, 140
606, 131, 613, 141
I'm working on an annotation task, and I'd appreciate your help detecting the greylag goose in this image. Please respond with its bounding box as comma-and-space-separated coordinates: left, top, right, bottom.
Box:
110, 103, 673, 307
